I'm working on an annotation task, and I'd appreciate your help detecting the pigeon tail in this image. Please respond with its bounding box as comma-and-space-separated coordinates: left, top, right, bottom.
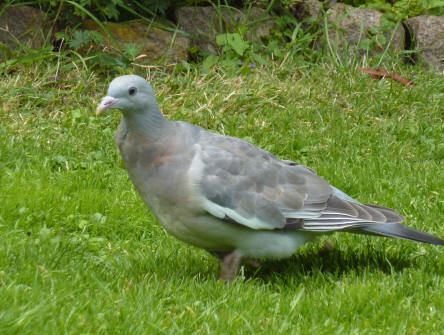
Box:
359, 223, 444, 246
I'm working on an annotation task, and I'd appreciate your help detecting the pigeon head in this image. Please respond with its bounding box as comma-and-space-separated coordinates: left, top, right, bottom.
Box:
96, 75, 158, 116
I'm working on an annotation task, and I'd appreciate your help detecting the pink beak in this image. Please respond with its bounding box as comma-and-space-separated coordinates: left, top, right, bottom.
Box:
96, 96, 118, 115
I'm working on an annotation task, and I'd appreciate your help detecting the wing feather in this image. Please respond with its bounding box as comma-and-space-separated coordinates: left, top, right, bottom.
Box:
190, 131, 404, 233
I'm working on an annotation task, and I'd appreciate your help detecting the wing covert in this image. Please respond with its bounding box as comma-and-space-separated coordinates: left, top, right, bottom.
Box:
189, 133, 332, 230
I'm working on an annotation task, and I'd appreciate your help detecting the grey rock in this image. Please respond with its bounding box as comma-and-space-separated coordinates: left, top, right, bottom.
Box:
222, 7, 276, 41
291, 0, 325, 28
326, 3, 404, 55
176, 6, 277, 54
82, 20, 190, 62
292, 1, 404, 57
0, 5, 44, 57
175, 6, 219, 54
406, 15, 444, 71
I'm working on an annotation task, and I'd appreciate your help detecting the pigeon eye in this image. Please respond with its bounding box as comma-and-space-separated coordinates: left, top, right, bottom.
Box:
128, 87, 137, 96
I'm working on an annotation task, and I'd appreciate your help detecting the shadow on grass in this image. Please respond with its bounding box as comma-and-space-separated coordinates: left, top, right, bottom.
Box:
93, 237, 440, 283
246, 241, 428, 282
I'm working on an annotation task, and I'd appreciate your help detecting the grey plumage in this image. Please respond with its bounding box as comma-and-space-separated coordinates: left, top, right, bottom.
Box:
97, 75, 444, 280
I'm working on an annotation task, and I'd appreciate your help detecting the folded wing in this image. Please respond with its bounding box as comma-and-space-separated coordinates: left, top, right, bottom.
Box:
189, 131, 444, 245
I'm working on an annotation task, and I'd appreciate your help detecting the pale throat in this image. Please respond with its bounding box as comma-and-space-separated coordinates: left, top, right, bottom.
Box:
121, 103, 169, 140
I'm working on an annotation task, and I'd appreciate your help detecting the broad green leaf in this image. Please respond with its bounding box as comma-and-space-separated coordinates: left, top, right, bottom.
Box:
69, 30, 90, 50
216, 34, 228, 46
202, 54, 218, 72
226, 33, 248, 56
216, 33, 248, 56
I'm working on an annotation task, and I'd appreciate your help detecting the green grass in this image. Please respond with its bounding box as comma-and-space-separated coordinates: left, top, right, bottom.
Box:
0, 60, 443, 334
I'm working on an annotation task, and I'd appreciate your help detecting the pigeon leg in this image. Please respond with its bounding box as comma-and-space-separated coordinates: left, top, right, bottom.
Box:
219, 251, 242, 281
243, 257, 262, 268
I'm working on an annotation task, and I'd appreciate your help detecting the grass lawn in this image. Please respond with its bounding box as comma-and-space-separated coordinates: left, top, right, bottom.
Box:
0, 61, 443, 334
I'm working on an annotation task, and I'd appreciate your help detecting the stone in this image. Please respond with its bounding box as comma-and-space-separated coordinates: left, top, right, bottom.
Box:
175, 6, 277, 54
292, 1, 404, 57
222, 7, 277, 42
82, 20, 190, 62
291, 0, 325, 28
0, 5, 44, 57
326, 3, 404, 55
406, 15, 444, 71
175, 6, 218, 54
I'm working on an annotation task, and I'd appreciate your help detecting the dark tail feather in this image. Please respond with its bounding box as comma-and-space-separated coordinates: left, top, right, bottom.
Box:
360, 223, 444, 246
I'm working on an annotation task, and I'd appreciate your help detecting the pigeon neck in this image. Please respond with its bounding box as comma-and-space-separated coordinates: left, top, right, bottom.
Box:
122, 106, 168, 140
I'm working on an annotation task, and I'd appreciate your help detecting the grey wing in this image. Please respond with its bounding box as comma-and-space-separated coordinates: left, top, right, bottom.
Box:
190, 132, 403, 232
190, 134, 298, 230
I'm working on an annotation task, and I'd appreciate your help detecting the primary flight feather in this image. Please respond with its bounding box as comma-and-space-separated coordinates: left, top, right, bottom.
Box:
97, 75, 444, 280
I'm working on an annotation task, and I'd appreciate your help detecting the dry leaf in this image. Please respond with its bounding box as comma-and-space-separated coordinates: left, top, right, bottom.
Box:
358, 67, 390, 79
358, 67, 414, 86
390, 73, 414, 86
